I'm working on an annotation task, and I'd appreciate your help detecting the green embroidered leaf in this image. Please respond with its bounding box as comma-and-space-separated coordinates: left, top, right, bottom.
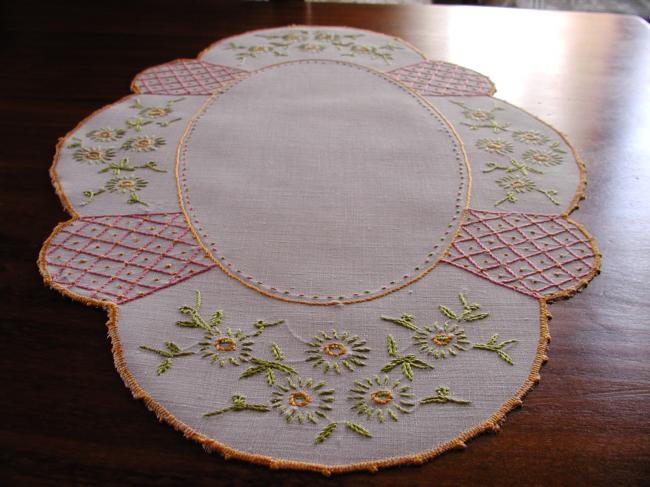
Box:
157, 358, 172, 375
401, 361, 413, 381
345, 421, 372, 438
438, 305, 458, 320
271, 343, 284, 361
496, 350, 514, 365
380, 314, 419, 331
139, 346, 173, 358
465, 312, 489, 322
386, 335, 398, 357
239, 365, 266, 378
210, 309, 223, 327
315, 423, 337, 444
165, 342, 181, 354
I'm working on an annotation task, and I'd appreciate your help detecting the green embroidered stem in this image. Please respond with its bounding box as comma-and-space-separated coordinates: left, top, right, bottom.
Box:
483, 159, 543, 176
271, 343, 284, 361
473, 334, 518, 365
240, 357, 296, 381
461, 120, 510, 133
380, 314, 419, 331
203, 394, 270, 417
177, 290, 212, 331
252, 319, 284, 336
420, 387, 471, 405
438, 293, 489, 323
381, 354, 432, 381
495, 191, 518, 206
494, 175, 560, 207
81, 188, 105, 206
139, 342, 194, 375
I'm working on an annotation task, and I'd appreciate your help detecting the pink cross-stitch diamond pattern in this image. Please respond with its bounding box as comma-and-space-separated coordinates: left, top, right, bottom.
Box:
443, 209, 597, 298
133, 59, 249, 95
44, 213, 215, 304
389, 61, 493, 96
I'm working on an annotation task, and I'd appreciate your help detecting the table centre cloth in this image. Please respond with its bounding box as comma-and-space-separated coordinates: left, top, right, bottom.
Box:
38, 26, 600, 474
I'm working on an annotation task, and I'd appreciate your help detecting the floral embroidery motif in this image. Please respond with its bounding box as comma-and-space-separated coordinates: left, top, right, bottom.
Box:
420, 387, 471, 405
451, 100, 566, 207
476, 138, 514, 156
121, 135, 166, 152
381, 335, 433, 380
271, 376, 335, 424
86, 127, 125, 142
413, 322, 470, 359
348, 374, 415, 422
438, 293, 490, 323
512, 130, 550, 145
225, 29, 402, 65
140, 290, 283, 374
139, 341, 194, 375
451, 100, 510, 133
68, 96, 186, 207
472, 334, 518, 365
496, 175, 560, 206
305, 329, 369, 374
69, 139, 116, 164
240, 343, 296, 385
204, 394, 270, 417
522, 145, 565, 166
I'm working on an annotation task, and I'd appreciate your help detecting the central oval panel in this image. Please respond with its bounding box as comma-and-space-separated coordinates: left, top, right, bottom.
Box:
179, 60, 469, 303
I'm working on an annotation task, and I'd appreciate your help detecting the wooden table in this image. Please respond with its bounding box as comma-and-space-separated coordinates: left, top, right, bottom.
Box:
2, 1, 649, 485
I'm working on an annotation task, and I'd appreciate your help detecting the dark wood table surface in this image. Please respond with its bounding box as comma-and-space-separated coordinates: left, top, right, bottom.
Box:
2, 1, 649, 485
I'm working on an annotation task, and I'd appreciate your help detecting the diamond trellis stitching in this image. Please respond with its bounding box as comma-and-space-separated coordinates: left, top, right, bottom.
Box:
388, 61, 494, 96
43, 212, 215, 303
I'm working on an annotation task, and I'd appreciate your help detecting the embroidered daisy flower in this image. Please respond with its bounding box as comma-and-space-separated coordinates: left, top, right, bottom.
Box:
476, 138, 514, 156
298, 43, 326, 52
121, 135, 166, 152
73, 146, 116, 164
198, 326, 254, 367
522, 148, 563, 166
462, 108, 495, 122
105, 176, 148, 193
413, 322, 470, 359
496, 175, 537, 193
348, 375, 415, 422
305, 329, 369, 374
271, 376, 334, 424
86, 127, 126, 142
139, 106, 173, 119
512, 130, 550, 145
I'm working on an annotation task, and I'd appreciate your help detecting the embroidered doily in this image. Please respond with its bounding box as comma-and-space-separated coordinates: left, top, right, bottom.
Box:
39, 26, 600, 474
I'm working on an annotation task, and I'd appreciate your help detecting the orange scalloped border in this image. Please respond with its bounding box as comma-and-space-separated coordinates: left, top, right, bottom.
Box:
39, 25, 600, 475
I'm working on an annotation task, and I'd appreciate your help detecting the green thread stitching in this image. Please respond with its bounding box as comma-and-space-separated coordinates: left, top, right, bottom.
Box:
313, 421, 372, 444
413, 322, 470, 359
240, 342, 296, 385
345, 421, 372, 438
381, 336, 433, 380
449, 100, 510, 133
315, 422, 337, 444
473, 334, 518, 365
203, 394, 270, 417
87, 127, 125, 142
483, 159, 543, 176
121, 135, 166, 152
138, 342, 194, 375
270, 375, 334, 424
438, 293, 490, 323
224, 29, 401, 65
476, 138, 514, 156
348, 374, 415, 422
512, 130, 550, 145
495, 175, 560, 206
380, 313, 418, 331
305, 329, 369, 374
420, 387, 471, 405
522, 145, 565, 166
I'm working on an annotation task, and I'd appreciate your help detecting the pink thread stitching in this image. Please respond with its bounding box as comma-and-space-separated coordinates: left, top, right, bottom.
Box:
44, 213, 215, 304
442, 209, 595, 297
388, 61, 492, 97
133, 59, 249, 95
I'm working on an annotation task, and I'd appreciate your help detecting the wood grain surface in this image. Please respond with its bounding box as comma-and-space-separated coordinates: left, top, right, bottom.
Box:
1, 1, 649, 485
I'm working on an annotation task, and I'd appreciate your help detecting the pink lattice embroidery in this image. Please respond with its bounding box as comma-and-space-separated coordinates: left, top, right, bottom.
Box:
44, 213, 215, 304
132, 59, 249, 95
443, 209, 597, 298
388, 61, 493, 97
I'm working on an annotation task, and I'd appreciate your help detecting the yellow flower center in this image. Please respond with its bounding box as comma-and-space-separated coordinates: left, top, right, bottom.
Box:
145, 108, 167, 117
288, 391, 311, 408
214, 337, 236, 352
135, 138, 152, 148
370, 390, 393, 405
86, 150, 103, 160
117, 179, 136, 189
323, 342, 347, 357
432, 333, 454, 346
533, 153, 550, 161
